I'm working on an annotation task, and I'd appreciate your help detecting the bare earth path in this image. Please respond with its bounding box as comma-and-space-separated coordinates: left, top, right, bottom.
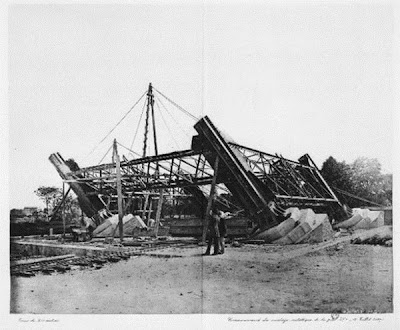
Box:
10, 243, 392, 314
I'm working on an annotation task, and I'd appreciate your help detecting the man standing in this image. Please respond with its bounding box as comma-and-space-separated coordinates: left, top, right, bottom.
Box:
218, 211, 228, 254
203, 209, 220, 255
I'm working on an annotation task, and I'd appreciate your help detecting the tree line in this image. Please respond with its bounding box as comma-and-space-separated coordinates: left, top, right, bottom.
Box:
320, 156, 392, 208
34, 186, 81, 223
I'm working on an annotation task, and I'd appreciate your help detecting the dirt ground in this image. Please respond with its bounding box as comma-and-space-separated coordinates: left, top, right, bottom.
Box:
10, 242, 392, 314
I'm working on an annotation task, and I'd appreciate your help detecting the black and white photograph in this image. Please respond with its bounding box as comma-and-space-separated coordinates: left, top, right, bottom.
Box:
1, 0, 398, 328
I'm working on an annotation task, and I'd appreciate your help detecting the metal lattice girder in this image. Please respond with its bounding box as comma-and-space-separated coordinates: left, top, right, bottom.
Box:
68, 150, 215, 193
228, 142, 341, 207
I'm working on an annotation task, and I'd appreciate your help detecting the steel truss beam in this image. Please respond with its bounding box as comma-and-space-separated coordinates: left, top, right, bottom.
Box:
66, 149, 240, 211
69, 150, 216, 193
64, 143, 340, 210
228, 142, 341, 206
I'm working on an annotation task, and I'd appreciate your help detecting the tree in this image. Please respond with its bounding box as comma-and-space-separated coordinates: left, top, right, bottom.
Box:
34, 186, 63, 214
350, 157, 391, 206
35, 186, 83, 224
62, 195, 82, 226
321, 157, 354, 194
381, 173, 393, 206
321, 156, 392, 207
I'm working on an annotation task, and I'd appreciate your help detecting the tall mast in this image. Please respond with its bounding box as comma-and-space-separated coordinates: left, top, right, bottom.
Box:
142, 83, 156, 157
150, 85, 158, 157
143, 83, 153, 157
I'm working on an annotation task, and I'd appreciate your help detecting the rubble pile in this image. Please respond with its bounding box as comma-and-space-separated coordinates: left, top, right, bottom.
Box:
351, 226, 392, 247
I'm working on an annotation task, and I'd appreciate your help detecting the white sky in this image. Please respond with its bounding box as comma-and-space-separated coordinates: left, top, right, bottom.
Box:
6, 2, 395, 208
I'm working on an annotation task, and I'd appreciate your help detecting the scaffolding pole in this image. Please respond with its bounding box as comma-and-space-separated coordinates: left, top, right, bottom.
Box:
113, 139, 124, 242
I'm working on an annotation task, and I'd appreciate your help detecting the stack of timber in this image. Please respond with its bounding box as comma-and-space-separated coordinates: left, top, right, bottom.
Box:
169, 217, 250, 237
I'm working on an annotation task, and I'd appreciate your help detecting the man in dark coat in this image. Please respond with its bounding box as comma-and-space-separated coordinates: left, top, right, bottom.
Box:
203, 209, 220, 255
218, 211, 228, 254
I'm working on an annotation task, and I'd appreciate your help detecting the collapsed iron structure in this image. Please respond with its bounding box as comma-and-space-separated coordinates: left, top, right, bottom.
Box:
50, 115, 345, 234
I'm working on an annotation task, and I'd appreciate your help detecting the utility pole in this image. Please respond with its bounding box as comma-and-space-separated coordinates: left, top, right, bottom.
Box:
154, 189, 164, 237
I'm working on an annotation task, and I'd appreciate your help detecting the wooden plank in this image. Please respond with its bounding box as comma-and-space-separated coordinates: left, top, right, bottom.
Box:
146, 196, 153, 225
170, 227, 248, 236
170, 223, 248, 229
154, 189, 164, 237
170, 227, 248, 233
11, 254, 77, 266
171, 217, 249, 227
141, 193, 149, 221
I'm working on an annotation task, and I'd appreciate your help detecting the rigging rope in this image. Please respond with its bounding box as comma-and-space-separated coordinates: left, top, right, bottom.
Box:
129, 97, 147, 153
117, 142, 142, 158
333, 187, 387, 208
85, 90, 147, 158
156, 95, 192, 138
97, 143, 113, 165
155, 99, 181, 149
153, 87, 199, 121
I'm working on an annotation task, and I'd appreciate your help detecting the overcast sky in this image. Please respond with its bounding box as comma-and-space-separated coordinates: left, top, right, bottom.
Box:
7, 2, 395, 208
